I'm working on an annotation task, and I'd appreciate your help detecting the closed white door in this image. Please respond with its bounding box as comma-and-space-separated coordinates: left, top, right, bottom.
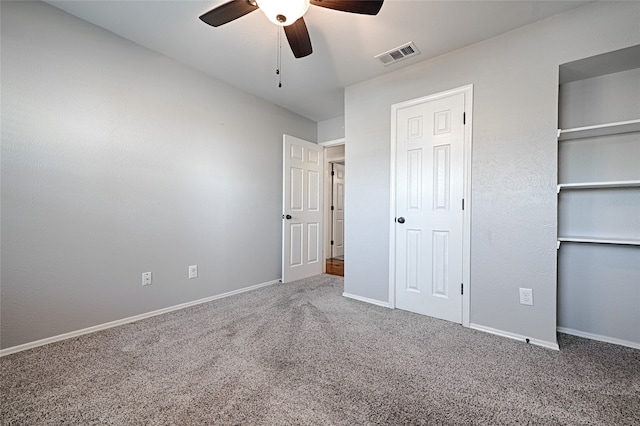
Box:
282, 135, 323, 283
394, 92, 466, 323
332, 163, 345, 258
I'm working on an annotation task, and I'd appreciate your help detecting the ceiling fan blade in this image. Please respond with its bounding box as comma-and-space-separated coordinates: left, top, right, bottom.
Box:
199, 0, 258, 27
310, 0, 384, 15
284, 17, 313, 58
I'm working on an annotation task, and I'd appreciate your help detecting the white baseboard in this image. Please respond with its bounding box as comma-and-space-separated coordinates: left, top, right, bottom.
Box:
470, 323, 560, 351
342, 292, 390, 308
557, 327, 640, 350
0, 279, 280, 357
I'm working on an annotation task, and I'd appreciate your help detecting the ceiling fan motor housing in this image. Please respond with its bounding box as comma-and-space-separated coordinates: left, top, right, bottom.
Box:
258, 0, 310, 26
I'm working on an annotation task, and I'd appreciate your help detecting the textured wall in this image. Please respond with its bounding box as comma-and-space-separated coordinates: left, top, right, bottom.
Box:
318, 116, 345, 143
1, 1, 316, 349
344, 1, 640, 346
559, 68, 640, 129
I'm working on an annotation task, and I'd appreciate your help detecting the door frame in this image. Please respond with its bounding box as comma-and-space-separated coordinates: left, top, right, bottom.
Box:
327, 161, 345, 259
388, 85, 473, 327
320, 138, 345, 271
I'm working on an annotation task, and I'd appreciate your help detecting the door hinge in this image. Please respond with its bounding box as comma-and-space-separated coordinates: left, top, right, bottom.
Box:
331, 240, 334, 246
331, 205, 335, 211
331, 170, 335, 176
461, 283, 464, 295
463, 112, 466, 125
462, 199, 465, 210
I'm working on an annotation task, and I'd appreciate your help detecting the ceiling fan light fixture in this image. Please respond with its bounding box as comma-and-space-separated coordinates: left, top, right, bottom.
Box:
257, 0, 310, 26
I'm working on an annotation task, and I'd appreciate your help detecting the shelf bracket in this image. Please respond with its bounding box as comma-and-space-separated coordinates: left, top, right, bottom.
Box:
557, 240, 561, 250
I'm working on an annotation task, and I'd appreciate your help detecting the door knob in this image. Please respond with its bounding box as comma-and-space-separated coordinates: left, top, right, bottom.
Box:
283, 214, 292, 220
397, 217, 405, 224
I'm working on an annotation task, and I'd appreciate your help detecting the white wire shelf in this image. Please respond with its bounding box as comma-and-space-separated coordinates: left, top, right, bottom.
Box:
558, 119, 640, 141
557, 180, 640, 193
557, 237, 640, 248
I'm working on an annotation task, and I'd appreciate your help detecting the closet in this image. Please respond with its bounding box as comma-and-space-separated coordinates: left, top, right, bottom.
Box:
557, 45, 640, 349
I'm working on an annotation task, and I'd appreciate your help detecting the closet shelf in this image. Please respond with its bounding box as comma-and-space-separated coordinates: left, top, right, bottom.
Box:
558, 119, 640, 141
557, 180, 640, 193
557, 237, 640, 247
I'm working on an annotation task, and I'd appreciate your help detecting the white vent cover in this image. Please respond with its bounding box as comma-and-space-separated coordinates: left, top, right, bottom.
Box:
375, 42, 420, 66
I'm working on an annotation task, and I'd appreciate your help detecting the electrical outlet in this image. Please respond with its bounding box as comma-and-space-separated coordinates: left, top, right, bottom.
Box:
188, 265, 198, 279
519, 288, 533, 306
142, 271, 152, 286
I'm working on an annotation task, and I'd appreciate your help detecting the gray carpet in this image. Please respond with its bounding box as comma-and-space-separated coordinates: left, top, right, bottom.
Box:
1, 274, 639, 425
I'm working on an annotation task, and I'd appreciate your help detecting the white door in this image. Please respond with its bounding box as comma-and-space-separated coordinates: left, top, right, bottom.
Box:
332, 163, 345, 258
282, 135, 323, 283
394, 92, 466, 323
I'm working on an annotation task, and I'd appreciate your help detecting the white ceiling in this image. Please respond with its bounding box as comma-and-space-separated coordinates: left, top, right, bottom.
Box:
46, 0, 591, 122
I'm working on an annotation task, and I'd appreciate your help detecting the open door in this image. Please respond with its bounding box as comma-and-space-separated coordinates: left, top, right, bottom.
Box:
282, 135, 324, 283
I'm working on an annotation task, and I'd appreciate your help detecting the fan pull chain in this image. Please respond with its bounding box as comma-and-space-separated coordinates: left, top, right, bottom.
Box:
276, 27, 282, 88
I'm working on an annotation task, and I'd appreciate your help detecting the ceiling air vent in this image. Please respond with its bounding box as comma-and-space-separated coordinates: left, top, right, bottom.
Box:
375, 42, 420, 66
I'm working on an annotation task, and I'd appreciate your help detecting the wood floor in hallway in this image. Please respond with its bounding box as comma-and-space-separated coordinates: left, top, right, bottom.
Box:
325, 258, 344, 277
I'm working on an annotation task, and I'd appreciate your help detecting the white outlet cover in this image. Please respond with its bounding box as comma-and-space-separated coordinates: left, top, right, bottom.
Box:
142, 272, 152, 286
189, 265, 198, 279
519, 288, 533, 306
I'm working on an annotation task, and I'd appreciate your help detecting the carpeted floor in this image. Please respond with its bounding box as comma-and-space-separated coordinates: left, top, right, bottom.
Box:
1, 274, 639, 425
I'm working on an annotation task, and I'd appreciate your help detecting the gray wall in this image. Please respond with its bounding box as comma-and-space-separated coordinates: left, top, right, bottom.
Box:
559, 68, 640, 130
344, 1, 640, 346
1, 1, 316, 349
318, 116, 345, 142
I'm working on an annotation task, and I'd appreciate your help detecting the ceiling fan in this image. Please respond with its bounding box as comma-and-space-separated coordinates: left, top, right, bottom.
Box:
199, 0, 384, 58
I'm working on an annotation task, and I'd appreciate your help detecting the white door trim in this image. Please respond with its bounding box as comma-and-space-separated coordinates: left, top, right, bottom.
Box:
330, 163, 345, 258
323, 145, 345, 266
319, 138, 345, 147
388, 85, 473, 327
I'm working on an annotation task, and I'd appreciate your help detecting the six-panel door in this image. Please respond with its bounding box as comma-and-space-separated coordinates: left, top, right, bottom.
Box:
394, 93, 465, 323
282, 135, 323, 283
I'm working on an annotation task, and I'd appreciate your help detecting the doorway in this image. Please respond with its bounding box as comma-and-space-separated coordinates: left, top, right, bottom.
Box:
389, 85, 472, 327
323, 143, 345, 277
